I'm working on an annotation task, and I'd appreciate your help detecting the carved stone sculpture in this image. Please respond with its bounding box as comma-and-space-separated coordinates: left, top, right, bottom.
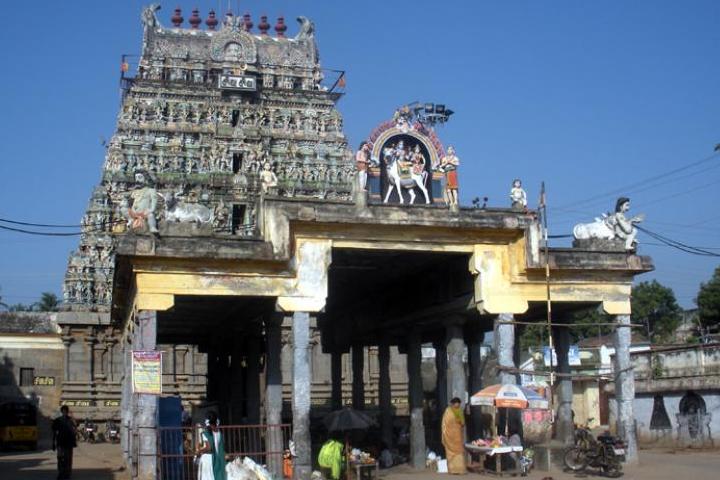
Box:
125, 171, 159, 233
573, 197, 644, 250
510, 179, 527, 209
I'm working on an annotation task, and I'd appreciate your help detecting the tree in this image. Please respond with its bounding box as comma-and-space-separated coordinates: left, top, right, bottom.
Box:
8, 303, 33, 312
696, 266, 720, 334
36, 292, 59, 312
0, 286, 7, 311
631, 280, 682, 343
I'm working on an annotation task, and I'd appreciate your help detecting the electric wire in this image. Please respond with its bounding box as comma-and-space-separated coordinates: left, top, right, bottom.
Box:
0, 218, 87, 228
555, 152, 720, 211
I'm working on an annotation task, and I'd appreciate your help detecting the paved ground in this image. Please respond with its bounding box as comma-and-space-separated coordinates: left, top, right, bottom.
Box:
0, 442, 128, 480
0, 443, 718, 479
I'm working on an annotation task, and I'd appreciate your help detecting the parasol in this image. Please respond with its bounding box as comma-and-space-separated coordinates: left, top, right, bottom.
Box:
323, 407, 376, 433
470, 384, 549, 410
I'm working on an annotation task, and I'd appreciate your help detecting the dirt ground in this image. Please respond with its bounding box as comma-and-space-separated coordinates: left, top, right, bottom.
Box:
0, 443, 718, 479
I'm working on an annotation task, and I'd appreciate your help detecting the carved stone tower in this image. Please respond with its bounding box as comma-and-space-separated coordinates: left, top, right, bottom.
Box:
61, 7, 352, 312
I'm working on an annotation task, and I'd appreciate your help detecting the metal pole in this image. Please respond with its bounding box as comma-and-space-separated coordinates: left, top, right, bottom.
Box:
541, 182, 555, 420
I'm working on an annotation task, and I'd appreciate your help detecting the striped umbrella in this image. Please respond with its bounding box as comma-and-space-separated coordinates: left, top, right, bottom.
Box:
470, 384, 549, 409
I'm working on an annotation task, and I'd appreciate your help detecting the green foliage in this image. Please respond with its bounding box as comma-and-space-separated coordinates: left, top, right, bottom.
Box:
631, 280, 682, 343
696, 266, 720, 333
519, 309, 613, 351
36, 292, 59, 312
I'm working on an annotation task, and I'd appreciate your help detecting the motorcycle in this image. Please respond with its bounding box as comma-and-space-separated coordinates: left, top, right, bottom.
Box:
563, 422, 625, 477
106, 421, 120, 444
80, 419, 97, 443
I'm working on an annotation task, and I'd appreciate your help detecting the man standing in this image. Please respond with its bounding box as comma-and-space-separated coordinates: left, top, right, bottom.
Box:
52, 405, 77, 480
355, 142, 370, 191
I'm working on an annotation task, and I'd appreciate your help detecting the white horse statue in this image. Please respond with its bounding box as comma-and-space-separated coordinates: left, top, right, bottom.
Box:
383, 152, 430, 204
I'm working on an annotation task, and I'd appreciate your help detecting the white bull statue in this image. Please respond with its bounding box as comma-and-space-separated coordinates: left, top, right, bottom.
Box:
573, 214, 615, 240
161, 192, 213, 224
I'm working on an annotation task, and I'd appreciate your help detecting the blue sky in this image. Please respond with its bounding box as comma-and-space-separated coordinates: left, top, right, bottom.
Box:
0, 1, 718, 309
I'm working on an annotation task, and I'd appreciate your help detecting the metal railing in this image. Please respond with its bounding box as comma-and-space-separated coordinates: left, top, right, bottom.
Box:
157, 423, 291, 480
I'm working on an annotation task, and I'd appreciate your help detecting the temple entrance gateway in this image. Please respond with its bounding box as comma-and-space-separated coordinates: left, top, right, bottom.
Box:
112, 197, 652, 478
58, 7, 654, 479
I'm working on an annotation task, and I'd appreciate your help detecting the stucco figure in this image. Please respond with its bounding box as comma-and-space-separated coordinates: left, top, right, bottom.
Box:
161, 192, 213, 225
573, 197, 644, 250
439, 146, 460, 207
260, 162, 279, 192
510, 179, 527, 209
610, 197, 644, 250
126, 171, 159, 233
355, 142, 370, 191
383, 141, 430, 204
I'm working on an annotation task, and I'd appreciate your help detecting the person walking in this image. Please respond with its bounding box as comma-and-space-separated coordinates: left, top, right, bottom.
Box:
52, 405, 77, 480
196, 412, 226, 480
441, 397, 467, 474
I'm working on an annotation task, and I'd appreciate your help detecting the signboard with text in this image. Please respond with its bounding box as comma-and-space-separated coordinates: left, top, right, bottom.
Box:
218, 74, 257, 91
132, 351, 162, 395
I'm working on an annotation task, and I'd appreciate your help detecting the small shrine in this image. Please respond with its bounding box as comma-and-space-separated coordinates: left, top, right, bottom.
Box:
360, 103, 457, 206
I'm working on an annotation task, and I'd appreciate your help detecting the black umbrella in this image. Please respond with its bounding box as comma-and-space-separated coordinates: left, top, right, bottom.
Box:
323, 407, 376, 433
323, 408, 377, 480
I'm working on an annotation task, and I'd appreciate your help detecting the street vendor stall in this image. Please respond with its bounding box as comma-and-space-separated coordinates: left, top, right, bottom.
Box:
467, 384, 548, 475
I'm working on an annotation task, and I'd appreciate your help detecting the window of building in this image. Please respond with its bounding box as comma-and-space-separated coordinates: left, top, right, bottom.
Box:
19, 368, 34, 386
232, 152, 243, 173
232, 204, 247, 235
231, 110, 240, 127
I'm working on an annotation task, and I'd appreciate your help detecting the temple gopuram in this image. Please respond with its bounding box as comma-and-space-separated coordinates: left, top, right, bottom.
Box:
57, 5, 653, 479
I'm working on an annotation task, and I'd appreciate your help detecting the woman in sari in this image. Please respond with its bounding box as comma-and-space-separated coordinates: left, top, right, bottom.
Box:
196, 412, 227, 480
441, 397, 467, 474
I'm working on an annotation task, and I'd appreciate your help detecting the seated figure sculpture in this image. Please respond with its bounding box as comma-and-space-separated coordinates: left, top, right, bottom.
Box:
573, 196, 644, 250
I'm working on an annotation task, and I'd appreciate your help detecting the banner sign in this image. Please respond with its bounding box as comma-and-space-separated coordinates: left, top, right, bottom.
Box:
543, 345, 581, 367
132, 351, 162, 395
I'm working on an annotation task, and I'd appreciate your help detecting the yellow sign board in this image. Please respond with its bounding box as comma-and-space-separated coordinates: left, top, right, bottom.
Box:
132, 351, 162, 395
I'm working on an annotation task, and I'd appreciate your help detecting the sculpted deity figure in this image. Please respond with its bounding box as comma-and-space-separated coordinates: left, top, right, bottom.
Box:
355, 142, 371, 191
510, 179, 527, 209
609, 197, 644, 250
126, 171, 159, 233
260, 162, 279, 192
411, 144, 425, 175
573, 196, 645, 250
439, 146, 460, 207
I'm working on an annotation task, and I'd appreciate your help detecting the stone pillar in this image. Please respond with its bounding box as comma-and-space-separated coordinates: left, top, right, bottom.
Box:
613, 314, 638, 464
553, 324, 574, 445
265, 316, 284, 479
494, 313, 516, 437
61, 334, 73, 382
352, 343, 365, 410
135, 310, 158, 480
467, 324, 486, 440
445, 319, 467, 402
120, 338, 130, 464
494, 313, 516, 385
331, 351, 343, 410
378, 340, 393, 448
85, 333, 97, 381
292, 311, 312, 480
434, 340, 448, 418
407, 330, 426, 470
246, 331, 262, 424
